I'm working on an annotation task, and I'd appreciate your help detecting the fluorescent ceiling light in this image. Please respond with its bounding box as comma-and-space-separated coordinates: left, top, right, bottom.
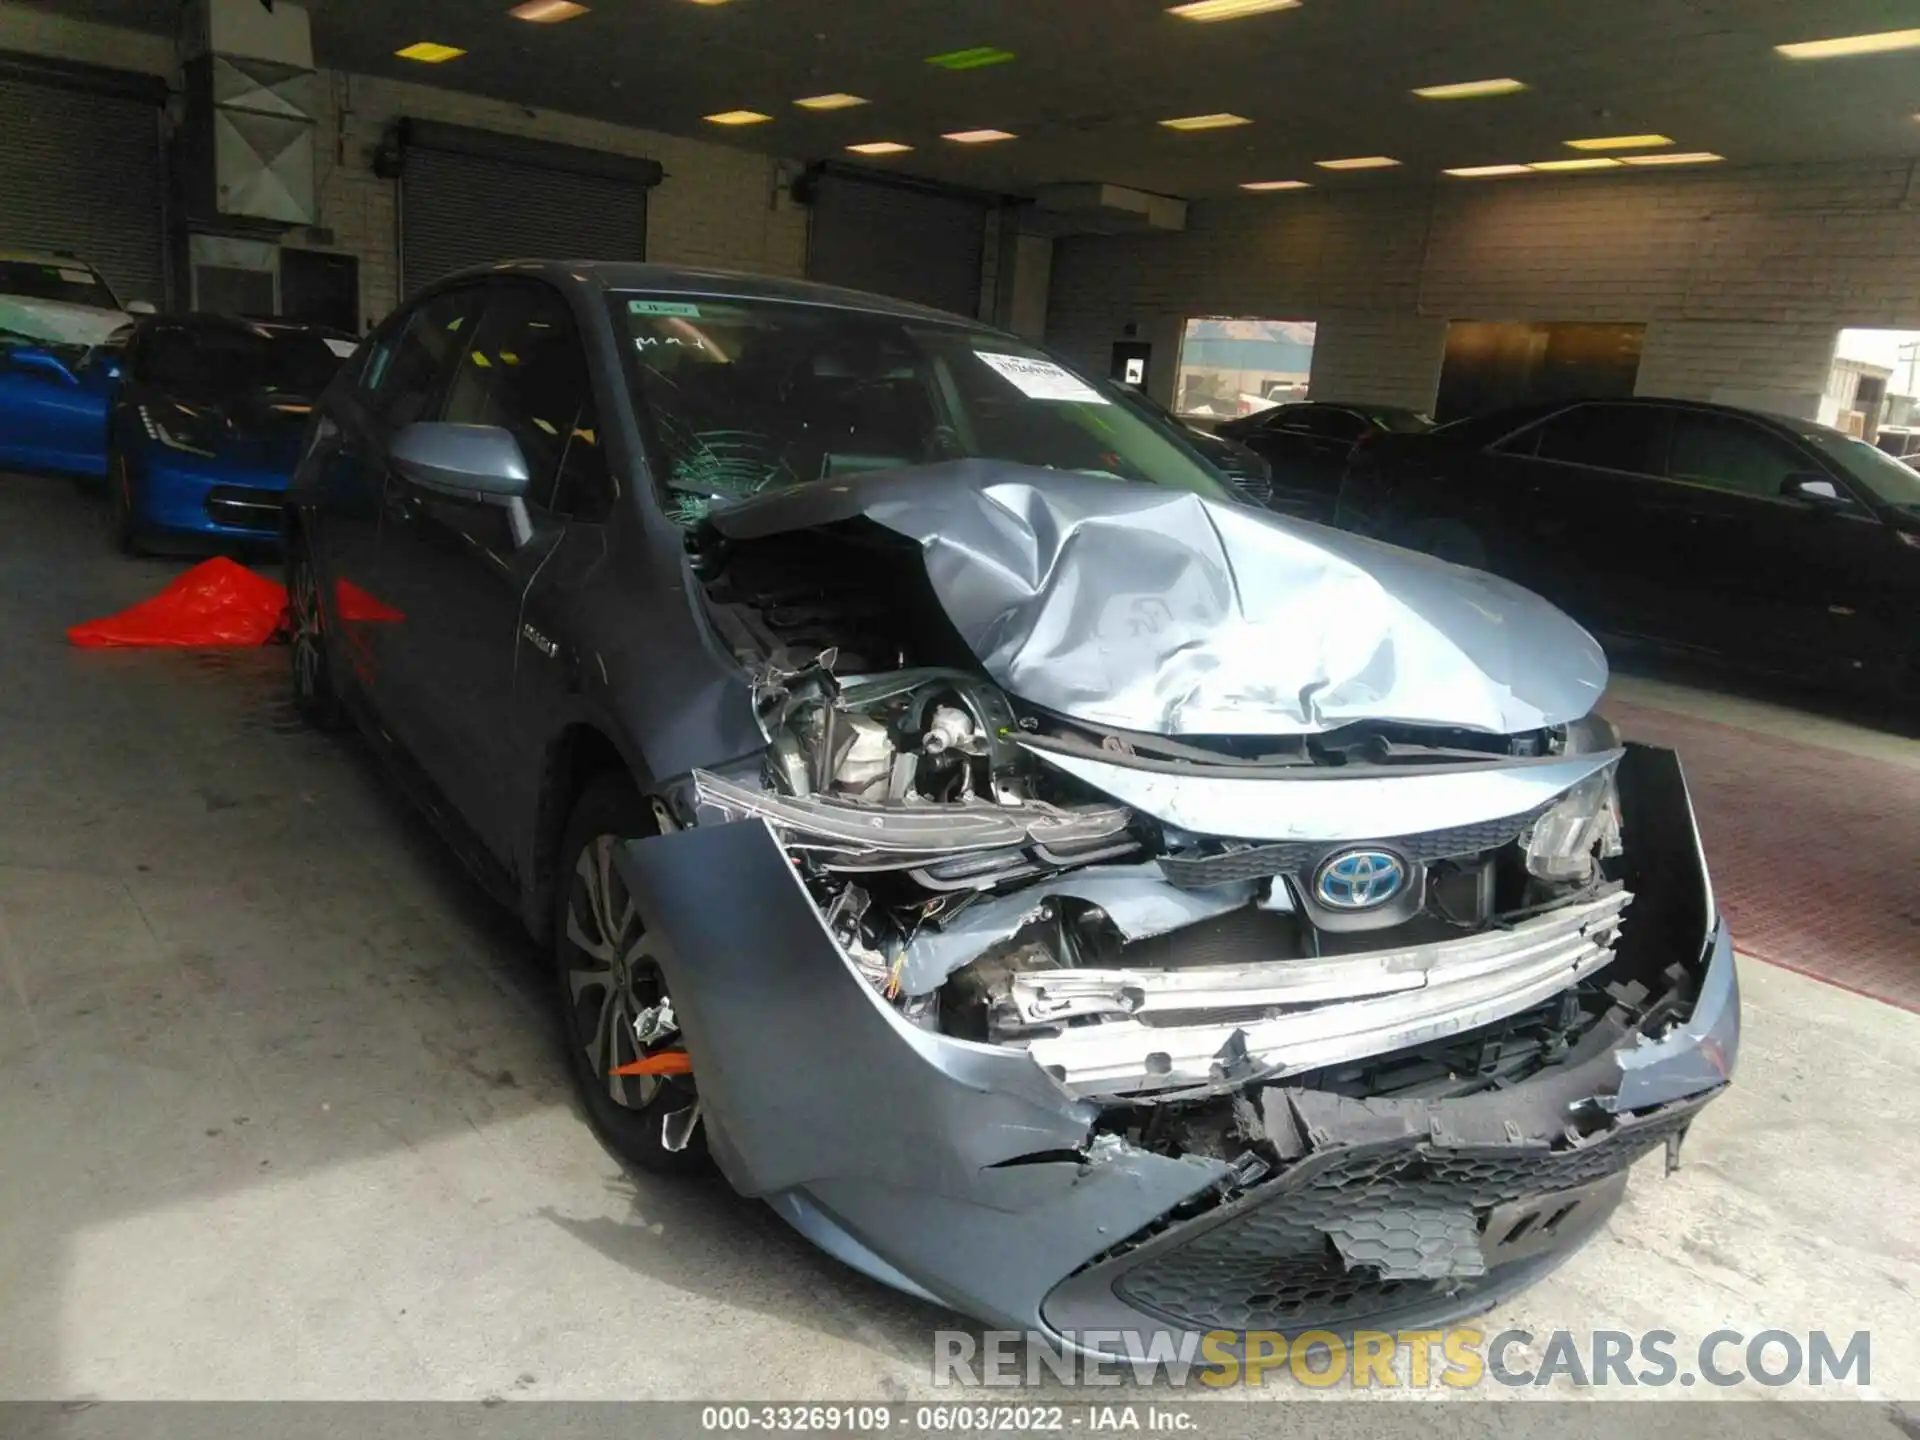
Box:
1413, 78, 1527, 99
795, 93, 868, 110
508, 0, 588, 20
1167, 0, 1300, 21
1240, 179, 1311, 190
847, 140, 913, 154
943, 128, 1017, 143
1530, 157, 1623, 171
1565, 134, 1673, 151
1444, 164, 1534, 177
704, 109, 772, 125
1160, 112, 1253, 130
1620, 151, 1724, 166
395, 42, 465, 62
686, 0, 733, 6
1777, 29, 1920, 60
1315, 155, 1400, 170
926, 46, 1016, 70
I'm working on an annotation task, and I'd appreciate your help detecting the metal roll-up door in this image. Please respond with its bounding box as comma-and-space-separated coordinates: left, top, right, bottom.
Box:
0, 55, 167, 305
807, 172, 987, 318
397, 120, 661, 295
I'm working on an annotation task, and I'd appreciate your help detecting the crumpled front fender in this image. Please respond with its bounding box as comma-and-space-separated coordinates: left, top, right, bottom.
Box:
614, 818, 1231, 1327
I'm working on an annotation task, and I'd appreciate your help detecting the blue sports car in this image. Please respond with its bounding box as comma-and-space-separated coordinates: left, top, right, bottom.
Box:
0, 335, 125, 478
106, 313, 354, 553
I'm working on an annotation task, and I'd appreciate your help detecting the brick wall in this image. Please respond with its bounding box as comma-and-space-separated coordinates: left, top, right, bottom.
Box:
1048, 162, 1920, 415
0, 3, 808, 327
312, 73, 809, 323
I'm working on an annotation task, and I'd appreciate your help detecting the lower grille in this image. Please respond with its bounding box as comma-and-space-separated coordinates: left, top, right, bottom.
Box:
1101, 1105, 1695, 1333
204, 486, 281, 530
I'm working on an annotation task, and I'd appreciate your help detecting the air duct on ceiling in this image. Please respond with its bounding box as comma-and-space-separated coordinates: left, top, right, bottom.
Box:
178, 0, 317, 226
1029, 183, 1188, 236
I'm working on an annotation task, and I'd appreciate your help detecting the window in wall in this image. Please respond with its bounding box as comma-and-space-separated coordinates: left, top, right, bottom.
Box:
1435, 321, 1645, 423
1827, 328, 1920, 450
1173, 317, 1316, 420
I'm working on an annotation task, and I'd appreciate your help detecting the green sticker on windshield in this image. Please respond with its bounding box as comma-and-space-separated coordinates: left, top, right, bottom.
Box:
629, 300, 703, 317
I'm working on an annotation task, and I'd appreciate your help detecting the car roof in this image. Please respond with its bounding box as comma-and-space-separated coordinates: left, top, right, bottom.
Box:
1443, 395, 1867, 447
434, 259, 992, 329
0, 249, 102, 271
143, 312, 352, 341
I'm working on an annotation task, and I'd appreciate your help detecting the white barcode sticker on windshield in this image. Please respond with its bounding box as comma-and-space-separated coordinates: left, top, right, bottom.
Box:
57, 268, 93, 284
974, 351, 1108, 404
323, 337, 358, 357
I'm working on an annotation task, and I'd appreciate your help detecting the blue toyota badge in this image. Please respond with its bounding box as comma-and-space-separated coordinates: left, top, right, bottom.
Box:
1314, 849, 1407, 910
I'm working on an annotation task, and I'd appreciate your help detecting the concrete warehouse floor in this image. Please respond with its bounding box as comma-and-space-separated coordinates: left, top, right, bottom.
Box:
0, 468, 1916, 1407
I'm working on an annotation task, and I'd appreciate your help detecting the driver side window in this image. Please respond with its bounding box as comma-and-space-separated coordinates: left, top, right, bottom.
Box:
439, 283, 614, 521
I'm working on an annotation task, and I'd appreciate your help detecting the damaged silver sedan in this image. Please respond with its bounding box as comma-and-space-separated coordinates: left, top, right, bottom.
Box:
286, 263, 1737, 1348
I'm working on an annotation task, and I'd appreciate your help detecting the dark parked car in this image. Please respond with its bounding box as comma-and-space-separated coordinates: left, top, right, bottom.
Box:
284, 263, 1733, 1350
1338, 397, 1920, 696
107, 313, 354, 552
1216, 401, 1431, 519
1106, 380, 1274, 505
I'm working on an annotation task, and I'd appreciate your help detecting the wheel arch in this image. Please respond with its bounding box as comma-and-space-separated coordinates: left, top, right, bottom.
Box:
524, 719, 655, 943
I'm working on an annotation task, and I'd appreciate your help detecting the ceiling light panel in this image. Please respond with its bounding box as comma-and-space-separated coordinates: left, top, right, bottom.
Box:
795, 93, 868, 110
1240, 179, 1311, 190
1413, 78, 1528, 99
1776, 29, 1920, 60
1565, 134, 1674, 150
1167, 0, 1301, 21
509, 1, 588, 20
1530, 157, 1623, 171
704, 109, 771, 125
1620, 152, 1724, 166
1444, 164, 1534, 177
395, 42, 465, 63
847, 140, 913, 154
926, 46, 1016, 70
943, 128, 1017, 143
1160, 113, 1252, 131
1315, 156, 1401, 170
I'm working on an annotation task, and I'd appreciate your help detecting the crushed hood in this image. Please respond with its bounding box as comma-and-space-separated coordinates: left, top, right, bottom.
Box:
713, 462, 1608, 737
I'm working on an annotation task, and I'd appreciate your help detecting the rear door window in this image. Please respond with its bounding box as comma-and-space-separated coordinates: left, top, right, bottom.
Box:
1528, 404, 1671, 476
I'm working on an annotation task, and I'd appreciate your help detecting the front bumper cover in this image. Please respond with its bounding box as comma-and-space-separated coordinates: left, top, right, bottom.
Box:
614, 744, 1737, 1345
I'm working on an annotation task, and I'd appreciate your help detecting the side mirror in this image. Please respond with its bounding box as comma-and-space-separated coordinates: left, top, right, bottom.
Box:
390, 422, 535, 546
1781, 472, 1847, 509
4, 346, 79, 385
125, 301, 157, 315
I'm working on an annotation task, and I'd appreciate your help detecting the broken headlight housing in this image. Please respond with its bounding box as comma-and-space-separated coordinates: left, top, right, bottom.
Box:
1522, 765, 1624, 883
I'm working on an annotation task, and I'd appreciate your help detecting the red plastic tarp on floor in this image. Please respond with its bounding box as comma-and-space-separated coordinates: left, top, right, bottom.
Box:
67, 557, 288, 648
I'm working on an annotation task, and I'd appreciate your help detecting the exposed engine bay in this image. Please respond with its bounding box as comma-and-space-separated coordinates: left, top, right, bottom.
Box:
614, 463, 1734, 1342
685, 494, 1682, 1182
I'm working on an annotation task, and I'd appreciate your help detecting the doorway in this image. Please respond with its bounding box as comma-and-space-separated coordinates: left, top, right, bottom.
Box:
1435, 321, 1645, 422
1826, 328, 1920, 451
280, 249, 360, 334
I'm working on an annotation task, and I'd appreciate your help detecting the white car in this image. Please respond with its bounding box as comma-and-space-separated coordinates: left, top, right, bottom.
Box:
0, 249, 152, 347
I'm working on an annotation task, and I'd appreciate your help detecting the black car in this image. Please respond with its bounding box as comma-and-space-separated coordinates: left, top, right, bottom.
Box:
106, 313, 353, 552
1338, 397, 1920, 694
1105, 381, 1274, 505
282, 263, 1734, 1348
1216, 401, 1431, 519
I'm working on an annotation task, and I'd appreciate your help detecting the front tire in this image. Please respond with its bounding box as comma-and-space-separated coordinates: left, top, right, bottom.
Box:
287, 532, 348, 731
107, 445, 144, 556
554, 775, 707, 1174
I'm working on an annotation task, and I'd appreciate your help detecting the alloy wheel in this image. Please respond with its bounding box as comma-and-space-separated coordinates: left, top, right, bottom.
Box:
563, 833, 694, 1139
289, 556, 325, 704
